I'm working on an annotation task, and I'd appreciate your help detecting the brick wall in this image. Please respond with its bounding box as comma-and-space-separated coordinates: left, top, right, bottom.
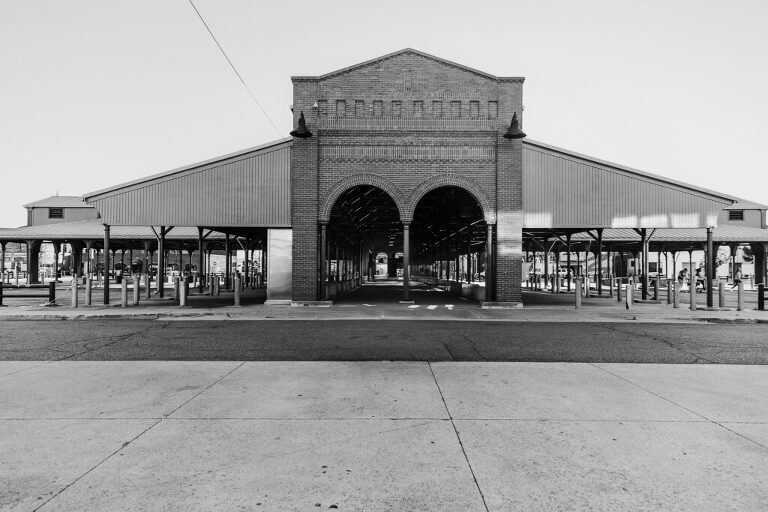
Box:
290, 50, 524, 303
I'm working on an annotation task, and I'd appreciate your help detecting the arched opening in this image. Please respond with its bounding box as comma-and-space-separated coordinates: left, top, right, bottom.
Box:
322, 185, 403, 300
410, 186, 490, 302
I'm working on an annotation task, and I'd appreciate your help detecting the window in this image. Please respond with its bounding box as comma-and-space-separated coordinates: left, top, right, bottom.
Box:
373, 100, 383, 117
355, 100, 365, 117
432, 100, 443, 117
391, 101, 402, 117
48, 208, 63, 219
470, 101, 479, 118
729, 210, 745, 221
336, 100, 346, 117
488, 101, 498, 119
413, 100, 424, 118
450, 101, 461, 118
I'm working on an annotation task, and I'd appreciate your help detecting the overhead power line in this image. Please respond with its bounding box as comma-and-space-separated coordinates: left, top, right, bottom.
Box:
187, 0, 282, 136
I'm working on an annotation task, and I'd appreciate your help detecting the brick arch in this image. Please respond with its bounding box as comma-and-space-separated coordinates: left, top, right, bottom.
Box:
318, 174, 407, 223
404, 174, 496, 224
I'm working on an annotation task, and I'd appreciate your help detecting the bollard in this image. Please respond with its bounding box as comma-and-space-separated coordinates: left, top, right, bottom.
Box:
758, 283, 765, 311
574, 278, 582, 309
718, 283, 726, 308
551, 275, 557, 294
133, 274, 140, 305
234, 275, 241, 307
180, 278, 187, 307
85, 278, 92, 306
216, 277, 221, 296
609, 277, 614, 298
673, 281, 680, 308
667, 280, 673, 305
71, 276, 78, 308
617, 279, 623, 302
625, 279, 633, 309
121, 279, 128, 307
690, 282, 697, 311
653, 279, 659, 301
737, 281, 744, 311
584, 276, 590, 298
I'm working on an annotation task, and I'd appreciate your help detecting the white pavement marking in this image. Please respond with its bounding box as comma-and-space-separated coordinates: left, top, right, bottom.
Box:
408, 304, 420, 309
427, 305, 438, 310
446, 304, 455, 310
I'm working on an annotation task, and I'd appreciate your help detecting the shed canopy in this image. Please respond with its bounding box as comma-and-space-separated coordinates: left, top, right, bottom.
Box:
83, 139, 292, 228
522, 140, 737, 229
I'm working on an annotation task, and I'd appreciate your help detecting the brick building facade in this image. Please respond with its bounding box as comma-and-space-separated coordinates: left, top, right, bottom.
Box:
290, 49, 525, 304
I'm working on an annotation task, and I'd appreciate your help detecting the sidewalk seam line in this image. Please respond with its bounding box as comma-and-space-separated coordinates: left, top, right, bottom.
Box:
589, 363, 768, 451
427, 362, 489, 512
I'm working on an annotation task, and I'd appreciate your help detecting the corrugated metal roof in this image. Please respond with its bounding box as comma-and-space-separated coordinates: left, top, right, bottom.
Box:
523, 140, 735, 229
0, 219, 227, 241
570, 225, 768, 243
83, 138, 292, 227
23, 196, 94, 209
725, 199, 768, 210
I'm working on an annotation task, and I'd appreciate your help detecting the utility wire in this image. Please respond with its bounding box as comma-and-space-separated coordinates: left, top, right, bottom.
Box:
187, 0, 282, 136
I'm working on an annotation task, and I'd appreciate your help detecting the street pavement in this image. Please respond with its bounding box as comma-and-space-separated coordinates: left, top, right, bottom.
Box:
2, 281, 767, 511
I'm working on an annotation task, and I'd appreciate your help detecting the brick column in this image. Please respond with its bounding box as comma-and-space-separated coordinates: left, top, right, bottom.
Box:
290, 78, 320, 301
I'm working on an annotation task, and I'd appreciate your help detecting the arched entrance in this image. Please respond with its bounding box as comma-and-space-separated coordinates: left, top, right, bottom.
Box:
321, 185, 403, 301
410, 186, 490, 302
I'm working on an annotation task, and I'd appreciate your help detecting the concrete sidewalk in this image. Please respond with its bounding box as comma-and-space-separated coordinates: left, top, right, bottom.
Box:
2, 361, 767, 511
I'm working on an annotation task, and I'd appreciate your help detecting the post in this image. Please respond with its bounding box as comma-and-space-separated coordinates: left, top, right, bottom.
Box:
70, 275, 78, 307
574, 278, 582, 309
402, 223, 411, 302
597, 229, 603, 295
617, 278, 622, 302
690, 281, 697, 311
133, 274, 140, 305
103, 224, 111, 304
667, 280, 672, 305
320, 223, 327, 301
158, 227, 166, 298
234, 274, 241, 307
706, 227, 714, 308
197, 227, 205, 294
609, 275, 614, 297
653, 278, 659, 301
180, 277, 187, 307
641, 228, 648, 300
121, 279, 128, 307
0, 283, 3, 306
144, 271, 151, 300
673, 281, 680, 308
625, 278, 633, 309
173, 276, 180, 303
86, 277, 92, 305
737, 281, 744, 311
718, 281, 726, 308
48, 281, 56, 303
758, 283, 765, 311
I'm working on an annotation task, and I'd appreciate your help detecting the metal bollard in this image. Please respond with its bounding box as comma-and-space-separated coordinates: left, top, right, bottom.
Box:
718, 283, 726, 308
180, 278, 187, 307
609, 277, 614, 298
85, 278, 92, 306
758, 283, 765, 311
234, 275, 241, 307
551, 275, 556, 294
71, 276, 78, 308
673, 281, 680, 308
145, 273, 151, 300
626, 279, 633, 309
584, 276, 590, 298
737, 281, 744, 311
173, 277, 180, 302
653, 279, 659, 301
690, 282, 697, 311
216, 277, 221, 296
617, 279, 623, 302
133, 274, 140, 305
574, 278, 582, 309
121, 279, 128, 307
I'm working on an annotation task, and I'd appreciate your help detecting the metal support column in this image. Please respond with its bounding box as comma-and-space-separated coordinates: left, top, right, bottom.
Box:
158, 226, 166, 298
596, 229, 603, 295
641, 228, 648, 300
402, 223, 411, 302
706, 227, 714, 308
197, 228, 205, 293
486, 223, 494, 302
320, 223, 327, 301
566, 233, 572, 292
103, 224, 111, 305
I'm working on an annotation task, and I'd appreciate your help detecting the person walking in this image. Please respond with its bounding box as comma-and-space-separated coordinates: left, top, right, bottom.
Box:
678, 268, 688, 291
731, 269, 743, 291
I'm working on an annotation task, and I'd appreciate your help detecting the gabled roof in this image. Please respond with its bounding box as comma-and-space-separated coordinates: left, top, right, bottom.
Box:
0, 219, 227, 241
725, 199, 768, 210
83, 138, 292, 200
570, 225, 768, 244
523, 139, 736, 203
292, 48, 524, 82
23, 196, 93, 209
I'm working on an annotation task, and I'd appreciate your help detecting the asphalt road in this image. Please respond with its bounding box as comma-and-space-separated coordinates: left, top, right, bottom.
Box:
2, 320, 767, 364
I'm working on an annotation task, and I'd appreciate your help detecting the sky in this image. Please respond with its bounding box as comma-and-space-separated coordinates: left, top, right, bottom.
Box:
1, 0, 767, 227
